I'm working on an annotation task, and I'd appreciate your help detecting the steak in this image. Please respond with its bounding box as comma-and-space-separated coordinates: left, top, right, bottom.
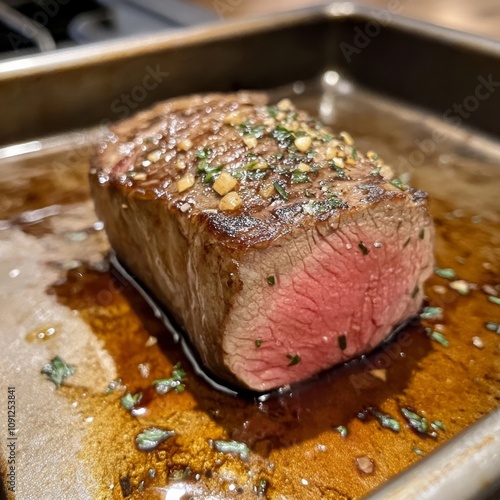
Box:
90, 92, 434, 392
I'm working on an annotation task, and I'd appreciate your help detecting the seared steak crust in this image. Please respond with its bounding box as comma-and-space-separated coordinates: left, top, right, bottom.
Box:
90, 92, 434, 391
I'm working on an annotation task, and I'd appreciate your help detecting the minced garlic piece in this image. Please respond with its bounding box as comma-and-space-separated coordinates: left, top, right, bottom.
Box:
177, 139, 193, 151
147, 150, 162, 163
249, 161, 268, 170
340, 131, 354, 146
223, 111, 244, 125
259, 184, 276, 198
243, 135, 257, 148
297, 162, 310, 172
176, 160, 186, 170
332, 157, 345, 168
213, 171, 238, 196
219, 191, 242, 210
177, 173, 195, 193
277, 98, 293, 111
294, 136, 311, 152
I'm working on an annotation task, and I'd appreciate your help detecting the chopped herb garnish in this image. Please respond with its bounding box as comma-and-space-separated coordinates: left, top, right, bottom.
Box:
351, 147, 358, 160
244, 161, 258, 170
488, 295, 500, 305
326, 196, 343, 208
201, 164, 224, 183
338, 335, 347, 351
333, 425, 349, 438
267, 106, 279, 118
272, 125, 294, 146
255, 338, 262, 348
403, 237, 411, 248
121, 391, 143, 411
257, 478, 268, 496
171, 362, 186, 380
266, 276, 275, 286
136, 428, 174, 451
372, 409, 400, 432
271, 152, 284, 160
413, 447, 424, 456
286, 354, 301, 366
41, 355, 76, 388
420, 307, 443, 320
412, 285, 420, 298
426, 328, 449, 348
273, 182, 289, 200
370, 167, 381, 176
304, 189, 315, 198
195, 147, 211, 160
291, 170, 309, 184
105, 377, 123, 395
431, 420, 446, 432
419, 229, 425, 239
389, 178, 405, 190
358, 242, 370, 255
401, 407, 429, 434
485, 322, 500, 334
152, 362, 186, 394
435, 268, 456, 279
169, 467, 192, 481
329, 162, 348, 179
213, 440, 249, 460
247, 169, 267, 181
239, 121, 265, 138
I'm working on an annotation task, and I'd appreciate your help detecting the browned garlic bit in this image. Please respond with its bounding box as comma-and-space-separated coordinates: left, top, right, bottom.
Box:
177, 173, 195, 193
356, 456, 375, 474
219, 191, 242, 211
177, 138, 193, 151
213, 171, 238, 196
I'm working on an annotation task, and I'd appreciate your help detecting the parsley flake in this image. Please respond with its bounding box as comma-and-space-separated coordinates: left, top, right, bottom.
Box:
136, 428, 174, 451
435, 268, 456, 279
272, 125, 294, 146
291, 170, 309, 184
389, 178, 405, 190
273, 182, 289, 200
266, 276, 275, 286
426, 328, 449, 348
333, 425, 349, 438
121, 391, 143, 411
485, 322, 500, 334
401, 407, 429, 434
257, 478, 268, 496
286, 354, 301, 366
420, 307, 443, 320
152, 362, 186, 394
239, 121, 265, 138
213, 440, 249, 460
41, 356, 76, 388
373, 410, 400, 432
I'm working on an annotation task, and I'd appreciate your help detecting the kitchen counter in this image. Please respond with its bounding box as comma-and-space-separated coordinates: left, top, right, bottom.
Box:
194, 0, 500, 40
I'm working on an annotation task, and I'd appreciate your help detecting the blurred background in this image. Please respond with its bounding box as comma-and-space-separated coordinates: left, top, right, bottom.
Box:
0, 0, 498, 59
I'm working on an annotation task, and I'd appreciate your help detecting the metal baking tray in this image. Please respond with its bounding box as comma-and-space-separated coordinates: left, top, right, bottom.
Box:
0, 3, 499, 499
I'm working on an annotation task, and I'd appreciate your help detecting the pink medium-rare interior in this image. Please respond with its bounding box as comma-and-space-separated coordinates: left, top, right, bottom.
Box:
224, 210, 434, 391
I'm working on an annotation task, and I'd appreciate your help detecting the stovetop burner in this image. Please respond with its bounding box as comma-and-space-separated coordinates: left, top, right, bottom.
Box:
0, 0, 215, 59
